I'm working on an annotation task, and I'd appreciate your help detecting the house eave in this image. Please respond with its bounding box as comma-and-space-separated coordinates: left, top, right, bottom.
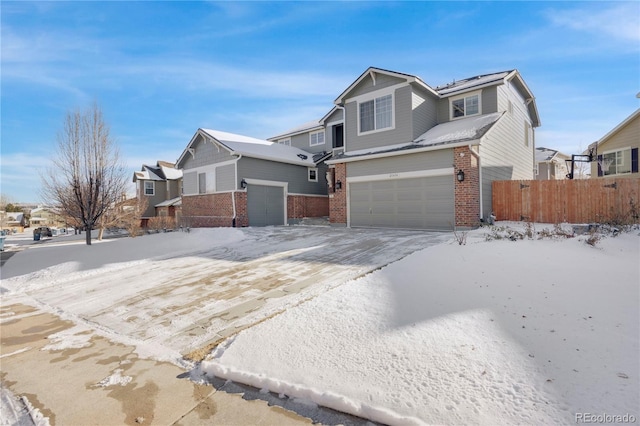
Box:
326, 140, 481, 165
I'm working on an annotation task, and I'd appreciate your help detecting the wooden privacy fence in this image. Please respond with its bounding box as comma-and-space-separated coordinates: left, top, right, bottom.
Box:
492, 178, 640, 224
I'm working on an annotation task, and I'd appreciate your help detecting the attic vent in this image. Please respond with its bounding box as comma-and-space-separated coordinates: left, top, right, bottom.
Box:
297, 154, 308, 160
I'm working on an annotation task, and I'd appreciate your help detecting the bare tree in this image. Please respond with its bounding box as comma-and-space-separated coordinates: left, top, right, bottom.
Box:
42, 104, 128, 245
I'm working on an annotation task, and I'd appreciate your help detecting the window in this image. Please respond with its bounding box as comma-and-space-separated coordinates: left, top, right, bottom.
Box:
602, 149, 632, 176
451, 93, 480, 119
278, 138, 291, 146
198, 173, 206, 194
524, 122, 531, 147
332, 124, 344, 148
359, 94, 393, 133
310, 131, 325, 146
144, 181, 154, 196
308, 168, 318, 182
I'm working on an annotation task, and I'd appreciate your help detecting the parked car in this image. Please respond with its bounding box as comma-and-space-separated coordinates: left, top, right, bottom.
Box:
33, 226, 53, 237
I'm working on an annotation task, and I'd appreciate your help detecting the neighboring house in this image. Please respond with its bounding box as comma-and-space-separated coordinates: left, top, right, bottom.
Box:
29, 207, 67, 228
535, 147, 570, 180
5, 212, 27, 231
133, 161, 183, 225
590, 108, 639, 179
276, 67, 539, 230
176, 129, 330, 227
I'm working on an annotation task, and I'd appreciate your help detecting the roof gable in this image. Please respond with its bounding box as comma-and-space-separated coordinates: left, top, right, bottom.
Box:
199, 129, 317, 167
334, 67, 437, 105
597, 108, 640, 148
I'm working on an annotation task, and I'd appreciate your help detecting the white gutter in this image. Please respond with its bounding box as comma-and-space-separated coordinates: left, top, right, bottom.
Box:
468, 145, 483, 221
232, 154, 242, 226
326, 140, 479, 165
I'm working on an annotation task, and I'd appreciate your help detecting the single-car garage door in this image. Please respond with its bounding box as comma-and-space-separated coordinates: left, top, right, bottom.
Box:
349, 176, 454, 230
247, 184, 285, 226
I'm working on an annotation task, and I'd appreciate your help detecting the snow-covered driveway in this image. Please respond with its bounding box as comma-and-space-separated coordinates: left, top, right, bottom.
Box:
1, 226, 448, 361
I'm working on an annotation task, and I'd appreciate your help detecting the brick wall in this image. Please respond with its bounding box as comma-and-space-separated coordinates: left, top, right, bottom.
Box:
453, 146, 480, 228
329, 163, 347, 225
181, 193, 239, 227
287, 195, 329, 218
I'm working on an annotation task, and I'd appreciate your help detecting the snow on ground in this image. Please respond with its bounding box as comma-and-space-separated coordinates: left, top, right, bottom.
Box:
1, 223, 638, 425
201, 224, 639, 425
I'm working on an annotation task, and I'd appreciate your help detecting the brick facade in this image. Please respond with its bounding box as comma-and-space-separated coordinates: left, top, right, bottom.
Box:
453, 146, 481, 228
328, 163, 347, 225
287, 195, 329, 219
182, 191, 327, 227
182, 193, 243, 227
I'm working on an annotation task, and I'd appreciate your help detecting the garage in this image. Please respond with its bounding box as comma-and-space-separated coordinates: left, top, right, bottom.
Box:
349, 175, 454, 230
247, 184, 285, 226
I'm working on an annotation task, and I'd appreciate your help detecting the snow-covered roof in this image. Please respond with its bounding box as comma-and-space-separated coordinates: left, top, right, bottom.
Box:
6, 212, 24, 222
268, 120, 323, 141
201, 129, 317, 167
133, 161, 182, 182
436, 71, 512, 96
155, 197, 182, 208
328, 112, 503, 163
536, 147, 569, 163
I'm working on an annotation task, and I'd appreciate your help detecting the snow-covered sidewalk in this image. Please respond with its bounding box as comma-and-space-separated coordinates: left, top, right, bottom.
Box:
201, 225, 639, 425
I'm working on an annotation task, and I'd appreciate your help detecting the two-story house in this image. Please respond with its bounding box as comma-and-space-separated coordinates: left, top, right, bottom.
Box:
133, 161, 183, 226
272, 67, 540, 230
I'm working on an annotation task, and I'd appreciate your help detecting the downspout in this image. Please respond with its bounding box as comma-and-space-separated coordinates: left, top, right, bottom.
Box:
232, 154, 242, 227
469, 145, 483, 221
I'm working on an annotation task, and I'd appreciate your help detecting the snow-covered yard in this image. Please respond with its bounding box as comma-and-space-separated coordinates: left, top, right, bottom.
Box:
200, 224, 639, 425
1, 223, 638, 425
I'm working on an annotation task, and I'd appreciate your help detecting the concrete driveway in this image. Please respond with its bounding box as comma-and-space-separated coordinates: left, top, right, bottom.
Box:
1, 226, 449, 425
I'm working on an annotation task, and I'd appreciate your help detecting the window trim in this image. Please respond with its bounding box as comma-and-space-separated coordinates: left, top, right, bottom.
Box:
278, 138, 291, 146
357, 91, 395, 136
144, 181, 155, 196
309, 130, 325, 147
449, 90, 481, 120
308, 167, 318, 182
601, 147, 632, 176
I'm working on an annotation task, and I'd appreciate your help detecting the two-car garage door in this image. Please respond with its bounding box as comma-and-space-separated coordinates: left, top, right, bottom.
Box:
349, 175, 454, 230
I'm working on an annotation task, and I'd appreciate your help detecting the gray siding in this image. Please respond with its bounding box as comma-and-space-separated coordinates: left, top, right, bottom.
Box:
346, 85, 414, 153
290, 131, 327, 154
411, 86, 438, 139
481, 83, 535, 218
179, 134, 234, 169
183, 171, 197, 195
238, 157, 328, 195
216, 164, 236, 191
325, 108, 343, 123
141, 180, 166, 217
347, 149, 453, 177
348, 73, 406, 98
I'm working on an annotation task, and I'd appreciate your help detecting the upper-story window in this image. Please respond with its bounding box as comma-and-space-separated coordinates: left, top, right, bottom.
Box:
310, 130, 325, 146
359, 94, 393, 134
144, 181, 154, 196
278, 138, 291, 146
450, 92, 480, 119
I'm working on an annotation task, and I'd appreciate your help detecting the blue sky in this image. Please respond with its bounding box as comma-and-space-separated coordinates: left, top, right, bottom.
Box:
2, 1, 639, 203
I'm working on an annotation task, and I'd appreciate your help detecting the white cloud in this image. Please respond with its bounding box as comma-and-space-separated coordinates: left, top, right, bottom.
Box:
546, 3, 640, 43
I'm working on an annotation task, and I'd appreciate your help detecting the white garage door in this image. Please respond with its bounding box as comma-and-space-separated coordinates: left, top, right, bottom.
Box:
349, 176, 454, 230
